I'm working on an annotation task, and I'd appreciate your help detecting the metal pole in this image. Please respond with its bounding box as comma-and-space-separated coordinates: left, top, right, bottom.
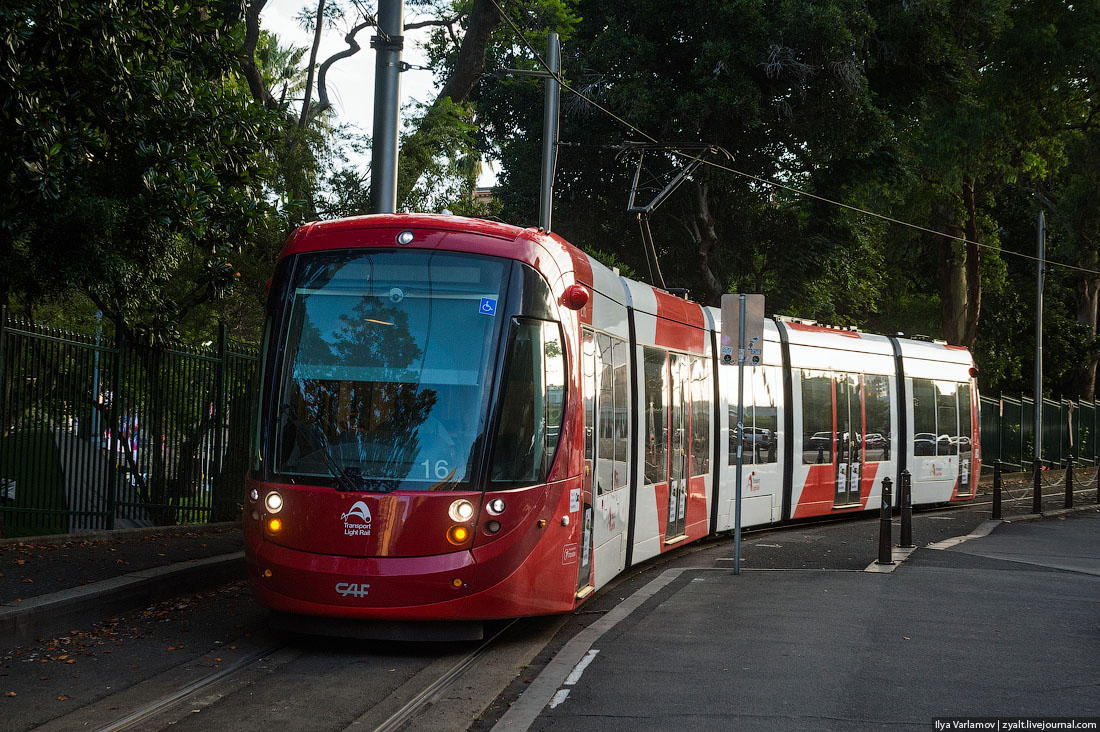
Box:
1065, 456, 1073, 509
538, 32, 560, 232
992, 459, 1002, 520
733, 295, 746, 574
899, 469, 913, 548
878, 477, 894, 564
370, 0, 404, 214
1033, 210, 1045, 510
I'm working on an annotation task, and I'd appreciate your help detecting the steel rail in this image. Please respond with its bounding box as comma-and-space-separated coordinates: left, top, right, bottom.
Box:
91, 644, 288, 732
365, 619, 521, 732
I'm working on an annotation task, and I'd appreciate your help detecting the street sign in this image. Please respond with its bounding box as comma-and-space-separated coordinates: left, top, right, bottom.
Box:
720, 294, 765, 366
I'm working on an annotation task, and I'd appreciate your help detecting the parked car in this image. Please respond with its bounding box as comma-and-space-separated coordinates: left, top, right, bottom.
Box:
914, 432, 937, 456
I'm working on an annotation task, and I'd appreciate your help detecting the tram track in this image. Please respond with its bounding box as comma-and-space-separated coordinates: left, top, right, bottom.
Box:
48, 616, 534, 732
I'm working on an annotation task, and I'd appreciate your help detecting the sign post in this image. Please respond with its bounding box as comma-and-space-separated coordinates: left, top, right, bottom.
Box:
720, 294, 765, 575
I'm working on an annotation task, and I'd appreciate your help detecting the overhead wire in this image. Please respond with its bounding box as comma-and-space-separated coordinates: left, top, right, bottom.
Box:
487, 0, 1100, 279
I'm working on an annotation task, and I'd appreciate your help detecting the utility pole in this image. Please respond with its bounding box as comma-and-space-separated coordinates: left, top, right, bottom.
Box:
371, 0, 404, 214
1033, 210, 1046, 512
538, 32, 561, 232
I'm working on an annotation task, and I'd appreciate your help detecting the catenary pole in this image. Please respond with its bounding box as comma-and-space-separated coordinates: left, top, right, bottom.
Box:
733, 295, 746, 575
371, 0, 404, 214
538, 32, 561, 232
1033, 210, 1045, 512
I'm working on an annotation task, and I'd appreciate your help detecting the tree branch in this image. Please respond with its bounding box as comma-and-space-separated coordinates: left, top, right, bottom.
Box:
240, 0, 279, 110
299, 0, 327, 130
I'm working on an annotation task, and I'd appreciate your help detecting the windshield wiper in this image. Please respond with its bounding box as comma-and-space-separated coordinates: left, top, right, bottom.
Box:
279, 404, 362, 493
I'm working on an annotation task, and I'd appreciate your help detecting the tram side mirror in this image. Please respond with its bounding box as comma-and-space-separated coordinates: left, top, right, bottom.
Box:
719, 294, 766, 366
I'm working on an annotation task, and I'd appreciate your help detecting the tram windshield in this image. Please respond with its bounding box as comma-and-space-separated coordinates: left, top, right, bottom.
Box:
273, 250, 507, 491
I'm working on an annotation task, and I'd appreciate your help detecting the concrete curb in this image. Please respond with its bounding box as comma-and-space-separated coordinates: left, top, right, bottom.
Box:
0, 521, 242, 547
0, 551, 245, 649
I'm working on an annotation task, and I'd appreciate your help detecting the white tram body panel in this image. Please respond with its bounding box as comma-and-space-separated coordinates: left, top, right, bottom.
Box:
897, 339, 980, 504
710, 314, 786, 532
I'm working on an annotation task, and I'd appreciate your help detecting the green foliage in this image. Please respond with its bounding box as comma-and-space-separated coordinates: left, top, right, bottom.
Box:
0, 1, 284, 340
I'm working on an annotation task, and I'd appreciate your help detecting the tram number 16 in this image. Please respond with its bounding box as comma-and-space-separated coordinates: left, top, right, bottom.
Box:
421, 459, 452, 480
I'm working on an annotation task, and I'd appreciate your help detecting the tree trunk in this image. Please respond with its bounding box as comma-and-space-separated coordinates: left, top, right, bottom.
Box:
1074, 250, 1100, 400
395, 0, 501, 205
935, 180, 981, 349
689, 183, 723, 306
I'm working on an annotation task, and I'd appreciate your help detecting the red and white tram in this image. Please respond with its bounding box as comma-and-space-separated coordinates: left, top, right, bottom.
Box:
244, 214, 980, 630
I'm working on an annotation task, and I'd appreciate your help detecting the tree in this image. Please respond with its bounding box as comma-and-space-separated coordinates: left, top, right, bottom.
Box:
1, 1, 283, 339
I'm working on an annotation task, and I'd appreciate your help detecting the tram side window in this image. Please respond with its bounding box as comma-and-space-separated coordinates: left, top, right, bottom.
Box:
597, 334, 615, 494
612, 339, 630, 491
958, 383, 973, 454
595, 333, 629, 494
643, 347, 669, 485
583, 330, 596, 462
729, 366, 776, 466
936, 381, 959, 456
912, 378, 937, 456
863, 374, 891, 462
490, 320, 566, 484
801, 370, 834, 465
754, 366, 778, 464
691, 357, 711, 475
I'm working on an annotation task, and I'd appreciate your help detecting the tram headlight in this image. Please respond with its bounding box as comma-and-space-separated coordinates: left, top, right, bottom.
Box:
249, 488, 259, 503
264, 491, 283, 513
487, 498, 506, 515
449, 499, 475, 522
447, 525, 470, 545
396, 230, 415, 245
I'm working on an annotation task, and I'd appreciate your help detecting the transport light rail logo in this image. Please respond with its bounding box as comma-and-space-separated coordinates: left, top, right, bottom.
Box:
341, 501, 372, 537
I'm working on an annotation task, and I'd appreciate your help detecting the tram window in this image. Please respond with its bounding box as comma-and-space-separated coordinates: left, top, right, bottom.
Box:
490, 319, 566, 484
754, 366, 778, 465
274, 250, 506, 491
936, 381, 959, 456
613, 338, 630, 491
643, 347, 669, 485
691, 357, 711, 475
801, 370, 834, 465
912, 378, 937, 455
730, 401, 754, 466
958, 382, 973, 453
863, 374, 891, 463
597, 334, 615, 494
583, 330, 596, 462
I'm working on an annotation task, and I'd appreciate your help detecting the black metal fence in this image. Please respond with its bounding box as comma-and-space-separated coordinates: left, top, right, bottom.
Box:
0, 307, 258, 537
979, 394, 1100, 471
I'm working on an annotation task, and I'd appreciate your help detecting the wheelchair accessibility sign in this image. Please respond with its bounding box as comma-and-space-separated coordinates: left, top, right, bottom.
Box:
479, 298, 497, 316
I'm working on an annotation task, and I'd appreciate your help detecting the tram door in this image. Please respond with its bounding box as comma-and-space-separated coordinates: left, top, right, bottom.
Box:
577, 330, 597, 594
667, 354, 689, 540
957, 383, 973, 496
834, 374, 862, 507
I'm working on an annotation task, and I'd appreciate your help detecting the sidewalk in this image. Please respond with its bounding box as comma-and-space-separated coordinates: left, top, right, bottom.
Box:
488, 509, 1100, 732
1, 523, 243, 648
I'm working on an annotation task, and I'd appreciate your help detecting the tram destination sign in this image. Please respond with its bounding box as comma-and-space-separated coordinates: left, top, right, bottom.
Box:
720, 294, 765, 366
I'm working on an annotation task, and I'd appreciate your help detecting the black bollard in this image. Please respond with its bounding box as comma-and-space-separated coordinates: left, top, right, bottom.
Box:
1032, 458, 1043, 514
899, 470, 914, 548
1065, 457, 1074, 509
878, 477, 894, 565
992, 460, 1003, 520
